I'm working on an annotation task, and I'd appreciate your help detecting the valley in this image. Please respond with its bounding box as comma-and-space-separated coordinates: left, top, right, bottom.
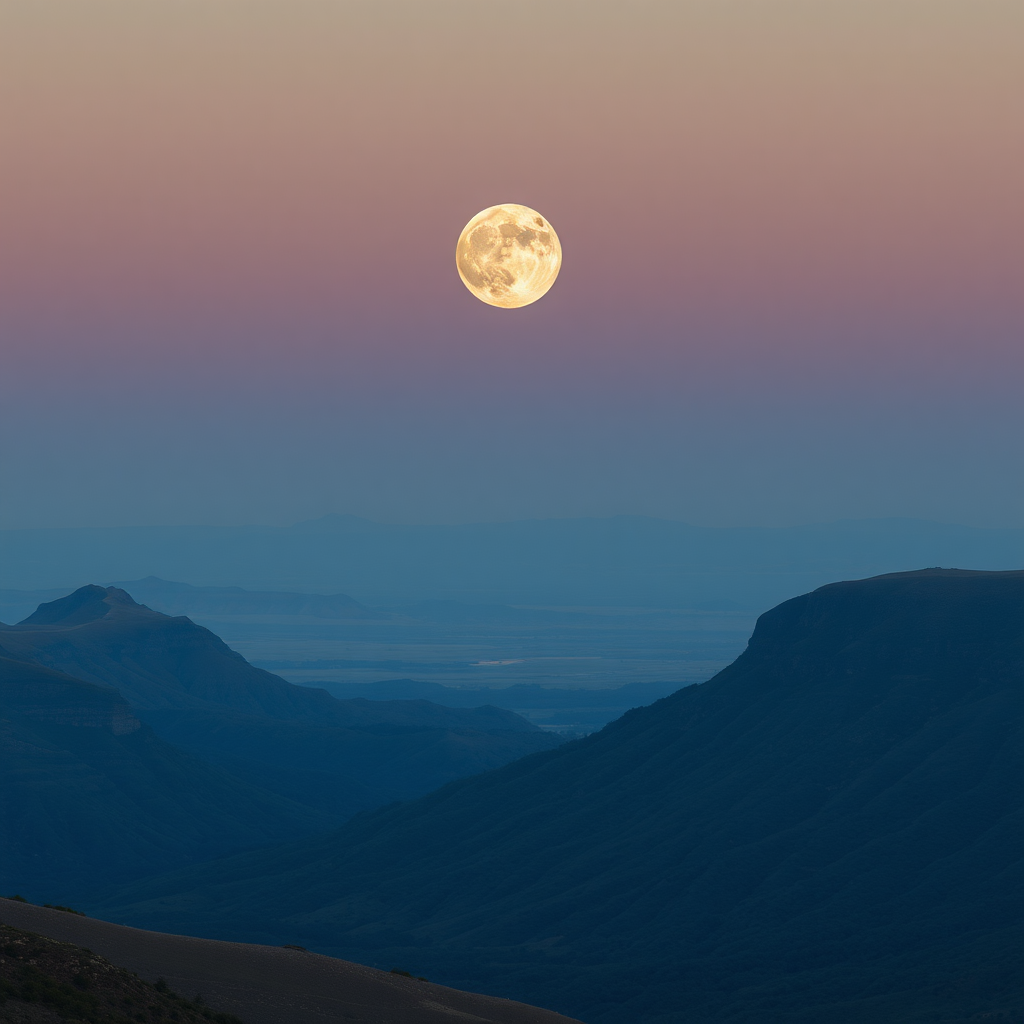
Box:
2, 568, 1021, 1023
87, 569, 1024, 1024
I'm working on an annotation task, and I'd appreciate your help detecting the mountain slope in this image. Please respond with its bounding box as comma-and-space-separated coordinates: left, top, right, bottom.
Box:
0, 588, 561, 818
3, 586, 543, 728
5, 585, 383, 718
0, 918, 242, 1024
96, 570, 1024, 1024
0, 900, 583, 1024
0, 649, 328, 900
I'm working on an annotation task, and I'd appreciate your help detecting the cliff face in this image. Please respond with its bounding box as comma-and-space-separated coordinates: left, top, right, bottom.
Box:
97, 569, 1024, 1024
3, 585, 338, 716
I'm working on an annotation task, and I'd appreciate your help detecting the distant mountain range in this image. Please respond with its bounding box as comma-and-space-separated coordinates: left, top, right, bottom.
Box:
0, 586, 562, 898
1, 515, 1022, 609
95, 570, 1024, 1024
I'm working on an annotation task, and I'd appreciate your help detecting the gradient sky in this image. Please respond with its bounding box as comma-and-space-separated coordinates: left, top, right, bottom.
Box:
1, 1, 1022, 529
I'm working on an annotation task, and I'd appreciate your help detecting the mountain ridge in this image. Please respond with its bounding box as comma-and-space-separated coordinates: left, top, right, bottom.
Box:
0, 586, 564, 895
2, 586, 542, 732
93, 569, 1024, 1023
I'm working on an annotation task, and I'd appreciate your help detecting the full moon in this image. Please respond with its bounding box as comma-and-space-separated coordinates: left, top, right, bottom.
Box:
456, 204, 561, 308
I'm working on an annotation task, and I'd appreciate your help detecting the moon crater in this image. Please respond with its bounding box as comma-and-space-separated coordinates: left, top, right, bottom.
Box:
456, 204, 561, 308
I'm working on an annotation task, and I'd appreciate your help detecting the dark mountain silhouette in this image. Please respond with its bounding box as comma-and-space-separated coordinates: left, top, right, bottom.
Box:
0, 587, 561, 821
0, 589, 71, 630
16, 585, 117, 627
0, 647, 327, 900
3, 586, 538, 726
0, 901, 582, 1024
97, 570, 1024, 1024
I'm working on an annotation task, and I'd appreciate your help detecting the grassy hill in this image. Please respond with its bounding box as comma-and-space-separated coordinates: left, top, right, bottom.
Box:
94, 570, 1024, 1023
0, 919, 243, 1024
0, 901, 582, 1024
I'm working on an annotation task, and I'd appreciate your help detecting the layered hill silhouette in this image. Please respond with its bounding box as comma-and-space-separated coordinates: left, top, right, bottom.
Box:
97, 570, 1024, 1024
1, 587, 561, 895
0, 646, 327, 899
0, 915, 243, 1024
0, 901, 582, 1024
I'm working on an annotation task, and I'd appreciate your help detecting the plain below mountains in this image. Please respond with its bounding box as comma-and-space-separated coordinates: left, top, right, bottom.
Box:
0, 586, 562, 898
96, 569, 1024, 1024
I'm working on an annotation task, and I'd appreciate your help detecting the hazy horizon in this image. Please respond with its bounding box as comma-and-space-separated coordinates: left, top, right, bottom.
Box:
3, 510, 1024, 534
2, 515, 1021, 606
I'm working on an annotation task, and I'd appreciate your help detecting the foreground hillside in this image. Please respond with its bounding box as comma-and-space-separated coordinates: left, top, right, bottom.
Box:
99, 570, 1024, 1023
0, 901, 581, 1024
0, 917, 241, 1024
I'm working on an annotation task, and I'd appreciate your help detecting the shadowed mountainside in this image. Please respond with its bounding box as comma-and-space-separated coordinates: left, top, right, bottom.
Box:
0, 648, 328, 899
0, 588, 563, 897
0, 901, 582, 1024
3, 586, 548, 730
0, 587, 562, 821
95, 570, 1024, 1024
